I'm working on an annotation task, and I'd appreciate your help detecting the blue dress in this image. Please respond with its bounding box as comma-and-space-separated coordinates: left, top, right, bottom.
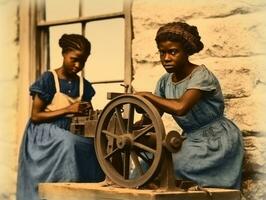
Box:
17, 71, 105, 200
155, 65, 244, 189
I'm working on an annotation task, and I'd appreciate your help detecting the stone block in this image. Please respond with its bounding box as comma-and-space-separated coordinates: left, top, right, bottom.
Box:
243, 137, 266, 174
0, 80, 18, 108
132, 63, 164, 92
0, 110, 17, 144
132, 28, 159, 64
0, 0, 19, 80
132, 0, 266, 62
225, 93, 266, 133
0, 80, 18, 143
242, 179, 266, 200
189, 12, 266, 59
133, 0, 266, 23
0, 142, 17, 200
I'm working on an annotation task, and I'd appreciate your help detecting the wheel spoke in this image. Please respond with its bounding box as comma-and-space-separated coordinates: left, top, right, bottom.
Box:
104, 147, 120, 160
115, 107, 126, 133
123, 150, 130, 179
127, 104, 134, 133
131, 150, 144, 175
102, 130, 119, 139
106, 118, 117, 154
134, 142, 156, 154
134, 124, 154, 141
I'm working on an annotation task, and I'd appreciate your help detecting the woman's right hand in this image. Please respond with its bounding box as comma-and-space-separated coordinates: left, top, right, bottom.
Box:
67, 101, 92, 115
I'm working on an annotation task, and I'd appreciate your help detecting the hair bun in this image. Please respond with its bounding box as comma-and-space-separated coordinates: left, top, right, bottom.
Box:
59, 34, 91, 56
156, 22, 204, 55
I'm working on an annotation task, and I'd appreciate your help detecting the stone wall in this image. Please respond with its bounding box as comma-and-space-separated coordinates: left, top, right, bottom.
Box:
131, 0, 266, 200
0, 0, 19, 199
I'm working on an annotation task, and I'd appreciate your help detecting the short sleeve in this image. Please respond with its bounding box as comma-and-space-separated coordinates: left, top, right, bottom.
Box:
82, 79, 95, 101
154, 74, 169, 98
187, 66, 217, 92
29, 71, 56, 103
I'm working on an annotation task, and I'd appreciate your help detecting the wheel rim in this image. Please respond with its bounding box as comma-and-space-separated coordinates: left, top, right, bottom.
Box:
95, 94, 165, 188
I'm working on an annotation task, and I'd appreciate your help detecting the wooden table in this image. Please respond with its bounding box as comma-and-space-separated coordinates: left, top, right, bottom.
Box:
39, 182, 241, 200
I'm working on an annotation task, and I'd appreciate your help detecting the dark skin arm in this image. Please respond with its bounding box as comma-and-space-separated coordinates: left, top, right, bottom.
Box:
135, 89, 202, 116
31, 94, 92, 123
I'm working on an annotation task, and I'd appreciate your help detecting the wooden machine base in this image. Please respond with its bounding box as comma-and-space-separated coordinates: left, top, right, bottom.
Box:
39, 182, 241, 200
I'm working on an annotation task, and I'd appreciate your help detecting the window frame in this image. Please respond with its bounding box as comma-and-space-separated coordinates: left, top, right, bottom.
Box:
37, 0, 133, 92
18, 0, 133, 141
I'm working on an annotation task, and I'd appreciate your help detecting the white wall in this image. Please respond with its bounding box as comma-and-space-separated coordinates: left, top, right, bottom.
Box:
0, 0, 19, 199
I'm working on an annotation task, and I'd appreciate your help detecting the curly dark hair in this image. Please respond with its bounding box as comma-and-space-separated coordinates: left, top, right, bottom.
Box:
155, 22, 204, 55
59, 34, 91, 57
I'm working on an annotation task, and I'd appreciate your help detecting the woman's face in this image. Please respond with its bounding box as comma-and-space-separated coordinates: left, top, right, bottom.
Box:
62, 49, 88, 76
157, 40, 188, 73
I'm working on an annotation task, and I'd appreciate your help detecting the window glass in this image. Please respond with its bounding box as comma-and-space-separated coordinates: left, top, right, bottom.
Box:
84, 18, 125, 82
45, 0, 79, 21
82, 0, 123, 16
49, 24, 81, 70
91, 83, 125, 109
43, 0, 127, 110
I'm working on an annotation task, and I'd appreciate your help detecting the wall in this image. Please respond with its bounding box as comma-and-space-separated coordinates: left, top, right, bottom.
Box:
0, 0, 19, 199
131, 0, 266, 200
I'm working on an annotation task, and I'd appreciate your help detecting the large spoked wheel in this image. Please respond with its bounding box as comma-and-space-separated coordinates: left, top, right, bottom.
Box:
95, 94, 166, 188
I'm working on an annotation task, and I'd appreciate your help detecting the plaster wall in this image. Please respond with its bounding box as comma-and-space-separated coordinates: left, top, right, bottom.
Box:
0, 0, 19, 199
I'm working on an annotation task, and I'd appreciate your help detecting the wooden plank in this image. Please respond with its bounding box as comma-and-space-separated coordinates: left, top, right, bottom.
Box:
37, 12, 124, 27
91, 79, 124, 85
39, 183, 241, 200
123, 0, 133, 94
17, 0, 39, 148
106, 92, 124, 100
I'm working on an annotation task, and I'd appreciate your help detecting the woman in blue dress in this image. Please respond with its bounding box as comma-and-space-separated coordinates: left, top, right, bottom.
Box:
136, 22, 244, 189
17, 34, 105, 200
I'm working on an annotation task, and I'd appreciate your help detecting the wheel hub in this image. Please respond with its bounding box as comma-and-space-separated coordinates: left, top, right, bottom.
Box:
116, 134, 133, 150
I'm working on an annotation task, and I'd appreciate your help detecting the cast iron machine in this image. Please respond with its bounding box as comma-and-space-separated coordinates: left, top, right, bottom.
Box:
70, 94, 185, 190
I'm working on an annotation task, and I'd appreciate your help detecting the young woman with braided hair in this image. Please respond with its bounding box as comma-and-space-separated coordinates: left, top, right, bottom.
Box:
17, 34, 105, 200
135, 22, 244, 189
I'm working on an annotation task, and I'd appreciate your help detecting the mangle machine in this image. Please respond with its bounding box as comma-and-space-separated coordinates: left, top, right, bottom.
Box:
70, 93, 184, 190
39, 93, 241, 200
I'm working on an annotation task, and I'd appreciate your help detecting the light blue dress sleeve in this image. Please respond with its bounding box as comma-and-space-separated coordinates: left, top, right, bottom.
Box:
187, 66, 217, 92
154, 73, 169, 97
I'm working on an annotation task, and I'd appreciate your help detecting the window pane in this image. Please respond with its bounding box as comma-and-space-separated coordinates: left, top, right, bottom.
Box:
82, 0, 123, 16
91, 83, 124, 110
84, 19, 125, 82
45, 0, 79, 21
49, 24, 81, 70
